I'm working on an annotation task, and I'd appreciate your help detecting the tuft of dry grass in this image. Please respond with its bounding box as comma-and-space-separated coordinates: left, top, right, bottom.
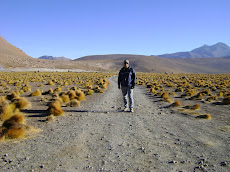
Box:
66, 99, 80, 107
67, 90, 76, 100
191, 104, 200, 110
0, 96, 8, 106
47, 100, 64, 116
0, 103, 17, 121
170, 100, 181, 107
3, 112, 25, 128
76, 90, 85, 101
86, 89, 94, 95
196, 114, 211, 119
47, 81, 55, 85
12, 97, 31, 110
206, 95, 218, 102
60, 94, 70, 103
30, 89, 42, 97
7, 91, 20, 100
5, 125, 26, 139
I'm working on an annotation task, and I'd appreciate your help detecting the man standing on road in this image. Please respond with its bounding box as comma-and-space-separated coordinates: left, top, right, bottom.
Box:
118, 60, 136, 113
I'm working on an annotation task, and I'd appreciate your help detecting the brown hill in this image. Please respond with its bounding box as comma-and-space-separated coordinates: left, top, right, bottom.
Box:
75, 54, 230, 73
0, 36, 101, 70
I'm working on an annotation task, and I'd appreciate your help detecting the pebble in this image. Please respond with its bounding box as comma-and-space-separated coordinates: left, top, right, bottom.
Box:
169, 160, 177, 164
4, 154, 8, 157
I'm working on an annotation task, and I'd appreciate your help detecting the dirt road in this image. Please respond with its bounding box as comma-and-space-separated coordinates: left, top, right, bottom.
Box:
0, 76, 229, 172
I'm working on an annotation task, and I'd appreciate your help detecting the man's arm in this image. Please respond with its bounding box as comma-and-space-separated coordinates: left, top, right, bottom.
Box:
131, 68, 136, 88
118, 70, 121, 89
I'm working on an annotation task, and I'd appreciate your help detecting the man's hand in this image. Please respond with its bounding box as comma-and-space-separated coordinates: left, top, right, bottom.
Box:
131, 85, 135, 89
118, 85, 121, 89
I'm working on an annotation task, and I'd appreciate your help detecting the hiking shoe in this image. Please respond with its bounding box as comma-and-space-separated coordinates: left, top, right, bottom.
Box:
130, 108, 134, 113
123, 108, 129, 112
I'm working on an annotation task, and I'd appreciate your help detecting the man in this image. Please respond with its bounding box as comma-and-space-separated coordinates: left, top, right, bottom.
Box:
118, 60, 136, 112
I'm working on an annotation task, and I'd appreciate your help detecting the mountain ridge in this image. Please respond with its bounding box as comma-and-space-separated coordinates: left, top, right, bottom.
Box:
157, 42, 230, 58
38, 55, 71, 61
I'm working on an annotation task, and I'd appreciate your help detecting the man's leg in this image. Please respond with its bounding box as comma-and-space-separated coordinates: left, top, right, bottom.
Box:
121, 87, 128, 109
128, 87, 134, 109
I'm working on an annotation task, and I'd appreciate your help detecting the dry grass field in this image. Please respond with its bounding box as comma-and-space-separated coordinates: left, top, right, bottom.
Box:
0, 72, 229, 171
0, 72, 114, 142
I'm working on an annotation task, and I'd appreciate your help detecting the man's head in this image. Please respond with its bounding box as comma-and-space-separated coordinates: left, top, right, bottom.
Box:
124, 60, 129, 68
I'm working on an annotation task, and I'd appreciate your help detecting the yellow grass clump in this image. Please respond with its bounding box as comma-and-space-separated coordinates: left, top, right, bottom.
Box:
162, 97, 173, 103
0, 113, 26, 141
3, 112, 25, 128
60, 94, 70, 103
170, 100, 181, 107
47, 100, 64, 116
54, 87, 62, 93
195, 114, 211, 119
191, 104, 201, 110
76, 90, 85, 101
67, 90, 76, 100
5, 125, 26, 139
12, 97, 31, 110
206, 95, 218, 102
0, 103, 17, 121
66, 99, 81, 107
7, 91, 20, 100
0, 96, 8, 106
47, 81, 55, 85
30, 89, 42, 97
86, 89, 94, 95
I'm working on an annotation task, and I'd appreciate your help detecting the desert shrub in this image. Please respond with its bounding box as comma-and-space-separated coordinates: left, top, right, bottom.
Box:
150, 87, 156, 93
3, 113, 25, 128
175, 87, 184, 92
0, 96, 7, 106
190, 93, 203, 100
43, 88, 53, 95
7, 91, 20, 100
47, 81, 55, 85
161, 92, 169, 99
54, 87, 62, 93
206, 95, 218, 102
223, 96, 230, 105
47, 100, 64, 116
66, 99, 80, 107
86, 89, 94, 95
21, 84, 31, 92
70, 86, 78, 91
170, 100, 181, 107
192, 104, 200, 110
195, 114, 211, 119
201, 89, 212, 96
38, 84, 43, 87
12, 97, 31, 110
30, 89, 42, 97
67, 90, 76, 100
60, 94, 70, 103
0, 104, 17, 121
162, 97, 173, 103
76, 90, 85, 101
5, 125, 26, 139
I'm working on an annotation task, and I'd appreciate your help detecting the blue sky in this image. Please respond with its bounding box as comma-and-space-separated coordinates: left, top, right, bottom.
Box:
1, 0, 230, 59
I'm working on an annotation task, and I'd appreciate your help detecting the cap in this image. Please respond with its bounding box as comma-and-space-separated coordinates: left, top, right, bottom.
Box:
124, 60, 129, 64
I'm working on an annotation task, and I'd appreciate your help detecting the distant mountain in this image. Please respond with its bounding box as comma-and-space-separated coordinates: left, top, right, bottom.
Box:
75, 54, 230, 73
38, 55, 71, 61
157, 42, 230, 58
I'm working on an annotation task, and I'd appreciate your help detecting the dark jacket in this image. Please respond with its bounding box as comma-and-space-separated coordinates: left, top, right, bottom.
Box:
118, 67, 136, 88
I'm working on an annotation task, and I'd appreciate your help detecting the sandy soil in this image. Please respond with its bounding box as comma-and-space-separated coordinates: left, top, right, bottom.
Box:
0, 76, 229, 172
